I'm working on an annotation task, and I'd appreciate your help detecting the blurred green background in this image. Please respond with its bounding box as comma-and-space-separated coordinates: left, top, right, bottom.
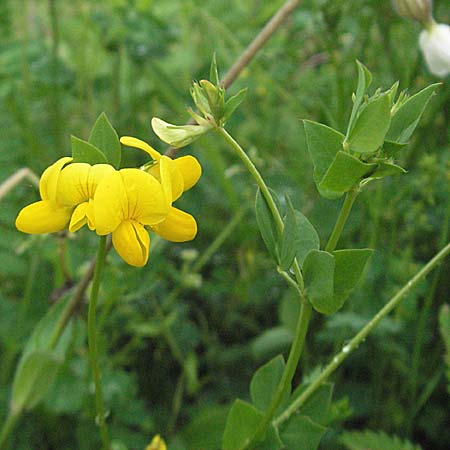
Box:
0, 0, 449, 449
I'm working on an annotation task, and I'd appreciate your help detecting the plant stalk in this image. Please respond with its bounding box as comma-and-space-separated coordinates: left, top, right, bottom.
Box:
88, 235, 111, 450
0, 413, 19, 450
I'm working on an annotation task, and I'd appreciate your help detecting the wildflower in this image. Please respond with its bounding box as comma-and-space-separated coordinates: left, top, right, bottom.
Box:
94, 168, 170, 267
419, 22, 450, 77
120, 136, 201, 243
146, 434, 167, 450
15, 157, 115, 234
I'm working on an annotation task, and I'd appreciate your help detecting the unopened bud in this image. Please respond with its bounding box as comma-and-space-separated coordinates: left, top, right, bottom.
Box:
393, 0, 433, 26
419, 23, 450, 78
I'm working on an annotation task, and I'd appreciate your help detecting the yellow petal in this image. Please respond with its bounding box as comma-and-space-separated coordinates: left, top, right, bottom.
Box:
86, 198, 96, 230
69, 202, 88, 232
161, 155, 184, 202
146, 434, 167, 450
174, 155, 202, 192
15, 200, 72, 234
94, 170, 125, 235
151, 207, 197, 242
120, 136, 161, 161
119, 169, 169, 225
112, 220, 150, 267
39, 157, 73, 201
56, 163, 91, 205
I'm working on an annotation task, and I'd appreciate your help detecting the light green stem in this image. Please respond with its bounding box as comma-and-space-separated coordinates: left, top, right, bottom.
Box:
325, 187, 359, 252
243, 302, 312, 449
0, 413, 19, 450
88, 236, 111, 450
274, 241, 450, 427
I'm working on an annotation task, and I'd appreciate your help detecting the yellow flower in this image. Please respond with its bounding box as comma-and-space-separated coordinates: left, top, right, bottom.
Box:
146, 434, 167, 450
120, 136, 201, 242
94, 168, 170, 267
15, 157, 115, 234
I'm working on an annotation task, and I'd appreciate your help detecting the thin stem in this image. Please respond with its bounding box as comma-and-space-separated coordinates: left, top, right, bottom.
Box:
0, 413, 19, 450
88, 236, 111, 450
243, 302, 312, 450
325, 187, 359, 252
274, 241, 450, 427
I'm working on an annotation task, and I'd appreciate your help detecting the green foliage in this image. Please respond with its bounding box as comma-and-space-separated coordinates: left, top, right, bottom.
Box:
71, 135, 108, 165
340, 429, 423, 450
438, 304, 450, 394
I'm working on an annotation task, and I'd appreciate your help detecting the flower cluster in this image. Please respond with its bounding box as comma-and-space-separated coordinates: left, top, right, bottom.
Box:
16, 137, 201, 267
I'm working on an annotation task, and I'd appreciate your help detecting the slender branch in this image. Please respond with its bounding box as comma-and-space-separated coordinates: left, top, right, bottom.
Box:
87, 236, 111, 450
0, 168, 39, 202
274, 241, 450, 427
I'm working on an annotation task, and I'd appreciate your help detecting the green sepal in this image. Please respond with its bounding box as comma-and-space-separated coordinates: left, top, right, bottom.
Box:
387, 83, 440, 143
280, 196, 320, 270
318, 151, 377, 199
71, 135, 108, 165
303, 250, 335, 314
88, 112, 121, 168
347, 93, 392, 154
199, 79, 225, 123
255, 188, 281, 263
222, 399, 283, 450
250, 355, 289, 413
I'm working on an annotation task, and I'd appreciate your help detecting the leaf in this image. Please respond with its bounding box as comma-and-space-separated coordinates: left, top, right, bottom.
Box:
318, 151, 377, 198
347, 61, 372, 137
302, 250, 336, 314
255, 188, 281, 262
303, 120, 344, 186
88, 112, 121, 168
222, 400, 282, 450
340, 429, 423, 450
382, 140, 409, 157
360, 161, 406, 186
438, 304, 450, 394
279, 415, 327, 450
280, 196, 320, 269
151, 117, 210, 148
223, 88, 247, 123
387, 83, 440, 143
347, 94, 392, 153
71, 135, 108, 165
251, 327, 293, 362
209, 53, 220, 86
250, 355, 289, 413
332, 249, 373, 309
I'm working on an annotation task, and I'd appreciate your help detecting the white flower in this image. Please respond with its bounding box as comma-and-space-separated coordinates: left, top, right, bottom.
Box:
419, 23, 450, 77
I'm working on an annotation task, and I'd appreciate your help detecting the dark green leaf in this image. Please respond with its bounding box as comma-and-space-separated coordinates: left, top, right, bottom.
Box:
387, 83, 440, 143
303, 120, 344, 185
340, 429, 422, 450
255, 188, 281, 262
88, 112, 121, 168
303, 250, 336, 314
347, 94, 391, 153
291, 383, 334, 425
250, 355, 289, 412
280, 415, 327, 450
318, 151, 376, 199
71, 135, 108, 165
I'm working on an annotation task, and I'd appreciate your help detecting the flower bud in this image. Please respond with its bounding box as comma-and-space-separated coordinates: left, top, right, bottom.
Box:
393, 0, 433, 26
419, 23, 450, 77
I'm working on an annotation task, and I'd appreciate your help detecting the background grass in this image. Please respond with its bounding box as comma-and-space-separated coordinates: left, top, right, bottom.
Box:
0, 0, 449, 449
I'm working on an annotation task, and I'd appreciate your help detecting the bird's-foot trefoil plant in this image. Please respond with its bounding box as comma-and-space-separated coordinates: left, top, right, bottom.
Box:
150, 58, 447, 450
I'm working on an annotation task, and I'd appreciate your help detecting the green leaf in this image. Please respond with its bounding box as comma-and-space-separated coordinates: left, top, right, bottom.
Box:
280, 196, 320, 269
382, 140, 409, 157
387, 83, 440, 143
303, 120, 344, 186
340, 429, 422, 450
250, 355, 289, 412
318, 151, 377, 199
279, 415, 326, 450
88, 112, 121, 168
347, 61, 372, 137
360, 161, 406, 186
223, 88, 247, 123
71, 135, 108, 165
251, 327, 293, 361
332, 249, 373, 309
151, 117, 211, 148
209, 53, 220, 86
10, 298, 73, 414
222, 400, 282, 450
347, 94, 392, 153
255, 188, 281, 262
303, 250, 336, 314
438, 304, 450, 394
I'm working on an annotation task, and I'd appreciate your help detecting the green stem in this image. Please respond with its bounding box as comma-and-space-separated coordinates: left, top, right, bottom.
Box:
88, 236, 111, 450
325, 187, 359, 252
274, 241, 450, 427
243, 302, 312, 449
0, 413, 19, 450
